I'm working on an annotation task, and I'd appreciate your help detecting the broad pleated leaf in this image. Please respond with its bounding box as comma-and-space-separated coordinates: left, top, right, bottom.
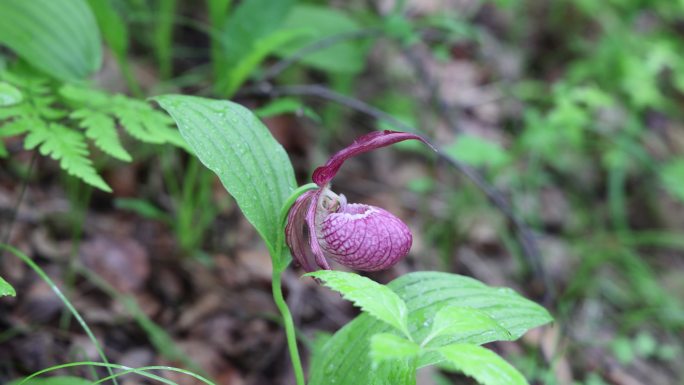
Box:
307, 270, 410, 336
0, 0, 102, 81
438, 344, 528, 385
309, 271, 552, 385
154, 95, 297, 254
422, 305, 512, 348
0, 276, 15, 297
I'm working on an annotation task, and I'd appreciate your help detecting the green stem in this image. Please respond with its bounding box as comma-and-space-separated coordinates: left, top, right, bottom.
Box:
117, 56, 144, 98
268, 183, 318, 385
271, 270, 306, 385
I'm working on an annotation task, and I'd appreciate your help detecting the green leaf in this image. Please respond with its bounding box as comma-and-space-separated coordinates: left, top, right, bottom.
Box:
70, 109, 132, 162
438, 344, 528, 385
309, 272, 552, 385
275, 5, 366, 74
24, 122, 111, 192
0, 0, 102, 81
306, 270, 410, 337
422, 306, 512, 348
0, 276, 15, 297
216, 0, 294, 89
7, 376, 93, 385
255, 98, 320, 122
445, 135, 510, 169
114, 198, 172, 223
370, 333, 420, 364
153, 95, 296, 254
660, 159, 684, 203
86, 0, 128, 58
0, 82, 23, 106
220, 28, 307, 96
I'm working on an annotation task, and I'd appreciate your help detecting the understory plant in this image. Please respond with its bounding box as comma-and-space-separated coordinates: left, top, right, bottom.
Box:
154, 95, 553, 385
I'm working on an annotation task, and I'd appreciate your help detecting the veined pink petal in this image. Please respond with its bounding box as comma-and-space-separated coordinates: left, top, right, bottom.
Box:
317, 203, 412, 271
312, 130, 434, 186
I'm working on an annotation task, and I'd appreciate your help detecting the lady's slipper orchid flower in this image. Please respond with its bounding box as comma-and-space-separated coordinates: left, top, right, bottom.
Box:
285, 130, 433, 272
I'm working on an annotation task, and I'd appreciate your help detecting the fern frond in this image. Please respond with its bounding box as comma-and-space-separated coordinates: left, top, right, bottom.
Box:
112, 96, 171, 144
0, 103, 30, 120
24, 122, 112, 192
71, 109, 132, 161
1, 116, 33, 137
60, 85, 188, 150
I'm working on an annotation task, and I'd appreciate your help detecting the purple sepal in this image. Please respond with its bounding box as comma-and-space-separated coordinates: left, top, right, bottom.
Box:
312, 130, 433, 186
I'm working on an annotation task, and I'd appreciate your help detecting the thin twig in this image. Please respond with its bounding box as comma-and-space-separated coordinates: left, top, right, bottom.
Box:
238, 84, 553, 302
400, 45, 553, 301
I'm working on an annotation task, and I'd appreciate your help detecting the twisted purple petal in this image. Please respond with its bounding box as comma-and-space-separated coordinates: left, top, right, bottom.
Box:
317, 203, 412, 271
285, 190, 320, 272
305, 189, 332, 271
312, 130, 434, 186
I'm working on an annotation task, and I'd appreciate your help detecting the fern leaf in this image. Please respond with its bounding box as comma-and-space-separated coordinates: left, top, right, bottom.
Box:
71, 109, 132, 161
0, 104, 29, 120
60, 83, 109, 106
112, 96, 169, 144
60, 84, 187, 149
24, 122, 111, 192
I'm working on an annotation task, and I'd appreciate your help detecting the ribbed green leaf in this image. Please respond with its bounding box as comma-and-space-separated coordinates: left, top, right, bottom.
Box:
309, 272, 552, 385
154, 95, 296, 254
308, 270, 410, 336
438, 344, 528, 385
0, 0, 102, 81
422, 306, 512, 348
0, 276, 15, 297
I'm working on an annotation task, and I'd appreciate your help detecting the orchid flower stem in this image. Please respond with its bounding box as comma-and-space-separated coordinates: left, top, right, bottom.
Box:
271, 271, 306, 385
270, 183, 318, 385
